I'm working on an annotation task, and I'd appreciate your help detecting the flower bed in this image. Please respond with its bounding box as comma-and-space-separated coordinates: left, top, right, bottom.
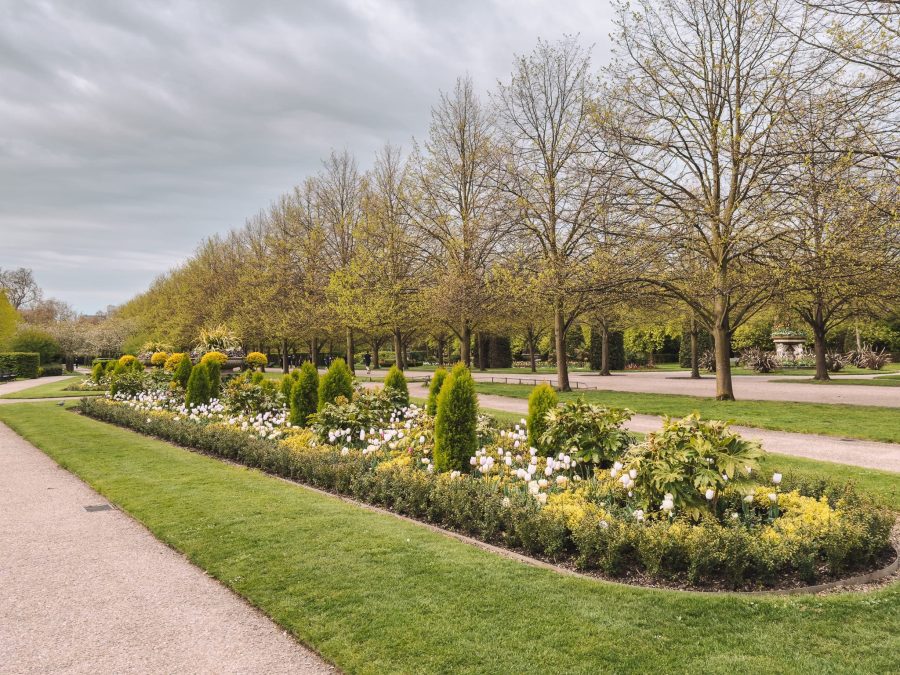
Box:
77, 374, 894, 591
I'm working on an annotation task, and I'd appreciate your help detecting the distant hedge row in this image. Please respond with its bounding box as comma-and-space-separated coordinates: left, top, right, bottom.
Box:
0, 352, 40, 378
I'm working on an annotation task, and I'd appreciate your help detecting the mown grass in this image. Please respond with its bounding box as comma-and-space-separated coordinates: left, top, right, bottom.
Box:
0, 402, 898, 674
0, 376, 105, 399
473, 383, 900, 444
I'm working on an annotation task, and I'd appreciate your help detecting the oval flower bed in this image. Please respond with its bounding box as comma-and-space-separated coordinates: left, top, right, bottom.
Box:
78, 373, 894, 591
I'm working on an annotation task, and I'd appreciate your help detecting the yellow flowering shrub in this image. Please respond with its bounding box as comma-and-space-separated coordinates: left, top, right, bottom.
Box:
245, 351, 268, 370
200, 351, 228, 366
149, 351, 169, 368
117, 354, 138, 368
164, 352, 187, 371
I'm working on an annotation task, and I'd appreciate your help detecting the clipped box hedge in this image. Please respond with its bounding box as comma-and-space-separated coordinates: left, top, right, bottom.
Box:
0, 352, 40, 378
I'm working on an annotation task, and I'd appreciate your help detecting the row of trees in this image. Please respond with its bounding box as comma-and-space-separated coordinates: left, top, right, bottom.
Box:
118, 0, 899, 399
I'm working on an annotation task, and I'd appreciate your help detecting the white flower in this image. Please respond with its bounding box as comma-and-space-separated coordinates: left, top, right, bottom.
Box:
705, 488, 715, 500
731, 512, 739, 520
516, 468, 528, 480
528, 480, 540, 495
768, 492, 778, 502
628, 469, 637, 479
613, 461, 623, 471
538, 478, 549, 489
610, 468, 619, 478
599, 519, 609, 529
743, 494, 755, 503
501, 497, 511, 507
633, 509, 644, 522
555, 475, 568, 486
341, 447, 349, 456
772, 472, 782, 485
450, 470, 461, 479
544, 466, 553, 477
520, 418, 527, 426
661, 497, 674, 512
535, 492, 547, 505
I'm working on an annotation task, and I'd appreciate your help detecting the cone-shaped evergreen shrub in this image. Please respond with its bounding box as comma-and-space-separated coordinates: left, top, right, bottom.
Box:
528, 382, 558, 454
290, 361, 319, 426
383, 365, 409, 406
206, 360, 221, 399
91, 361, 104, 383
173, 353, 193, 389
185, 362, 211, 407
280, 374, 294, 400
433, 364, 478, 472
104, 360, 117, 376
318, 357, 353, 410
426, 367, 448, 416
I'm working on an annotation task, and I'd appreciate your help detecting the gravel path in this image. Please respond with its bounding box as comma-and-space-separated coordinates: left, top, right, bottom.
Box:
0, 375, 74, 396
406, 384, 900, 472
0, 422, 332, 675
465, 370, 900, 408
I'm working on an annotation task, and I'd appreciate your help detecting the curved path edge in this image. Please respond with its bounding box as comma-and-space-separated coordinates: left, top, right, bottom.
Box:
0, 420, 333, 675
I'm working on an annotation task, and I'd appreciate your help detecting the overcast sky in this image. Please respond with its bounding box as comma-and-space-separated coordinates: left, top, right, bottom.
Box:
0, 0, 616, 313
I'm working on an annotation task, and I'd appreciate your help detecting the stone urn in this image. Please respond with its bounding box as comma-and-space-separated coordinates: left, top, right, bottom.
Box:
771, 330, 806, 360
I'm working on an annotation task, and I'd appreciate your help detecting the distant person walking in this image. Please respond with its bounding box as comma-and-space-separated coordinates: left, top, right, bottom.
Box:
363, 351, 372, 374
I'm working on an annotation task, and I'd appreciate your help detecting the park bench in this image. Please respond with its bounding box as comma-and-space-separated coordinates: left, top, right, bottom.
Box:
0, 369, 15, 382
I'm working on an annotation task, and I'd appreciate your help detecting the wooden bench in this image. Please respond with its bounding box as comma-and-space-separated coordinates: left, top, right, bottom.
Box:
0, 369, 15, 382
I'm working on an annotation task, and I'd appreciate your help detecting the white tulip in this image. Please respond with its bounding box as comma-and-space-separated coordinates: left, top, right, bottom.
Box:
772, 473, 782, 485
705, 489, 715, 500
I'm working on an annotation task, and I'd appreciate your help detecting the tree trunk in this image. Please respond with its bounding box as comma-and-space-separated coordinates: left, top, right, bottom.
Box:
393, 329, 404, 370
712, 300, 734, 400
372, 337, 382, 369
690, 315, 700, 379
600, 323, 610, 376
554, 303, 570, 392
527, 329, 537, 373
281, 339, 289, 374
647, 349, 656, 368
437, 336, 445, 366
460, 322, 472, 368
345, 327, 355, 373
813, 316, 829, 381
310, 338, 319, 368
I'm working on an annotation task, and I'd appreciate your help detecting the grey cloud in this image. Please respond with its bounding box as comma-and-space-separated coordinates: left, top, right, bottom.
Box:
0, 0, 615, 312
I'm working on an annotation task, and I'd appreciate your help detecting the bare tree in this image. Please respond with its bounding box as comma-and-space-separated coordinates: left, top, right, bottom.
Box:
407, 76, 508, 367
495, 37, 614, 391
0, 267, 42, 310
609, 0, 813, 399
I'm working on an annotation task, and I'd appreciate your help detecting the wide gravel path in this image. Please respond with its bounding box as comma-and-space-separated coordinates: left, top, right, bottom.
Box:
466, 370, 900, 408
0, 421, 332, 675
406, 384, 900, 473
0, 375, 73, 396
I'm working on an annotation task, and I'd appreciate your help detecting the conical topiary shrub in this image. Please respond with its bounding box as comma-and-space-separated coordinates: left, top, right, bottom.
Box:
185, 362, 211, 407
426, 367, 448, 416
206, 360, 222, 400
318, 357, 353, 410
291, 361, 319, 426
527, 382, 558, 454
383, 365, 409, 406
173, 353, 193, 389
433, 364, 478, 472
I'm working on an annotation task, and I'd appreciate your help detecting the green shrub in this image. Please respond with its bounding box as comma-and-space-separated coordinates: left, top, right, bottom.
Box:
540, 399, 633, 470
426, 368, 448, 416
280, 374, 294, 399
9, 329, 60, 365
149, 351, 169, 368
90, 362, 105, 383
433, 364, 478, 472
39, 365, 64, 377
104, 360, 118, 376
0, 352, 40, 378
173, 353, 193, 388
527, 383, 558, 453
185, 362, 211, 407
318, 358, 353, 410
383, 365, 409, 406
206, 360, 222, 400
290, 362, 319, 426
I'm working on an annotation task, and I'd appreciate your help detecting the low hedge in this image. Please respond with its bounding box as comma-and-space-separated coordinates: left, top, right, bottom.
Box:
0, 352, 40, 378
79, 397, 894, 589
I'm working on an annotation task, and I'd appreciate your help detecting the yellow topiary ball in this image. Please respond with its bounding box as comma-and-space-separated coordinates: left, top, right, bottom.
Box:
200, 351, 228, 366
150, 351, 169, 368
118, 355, 138, 368
245, 351, 268, 370
164, 352, 186, 372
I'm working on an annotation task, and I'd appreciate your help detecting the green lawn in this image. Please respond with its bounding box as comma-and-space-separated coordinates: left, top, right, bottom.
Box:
473, 383, 900, 444
0, 402, 897, 674
0, 376, 105, 399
